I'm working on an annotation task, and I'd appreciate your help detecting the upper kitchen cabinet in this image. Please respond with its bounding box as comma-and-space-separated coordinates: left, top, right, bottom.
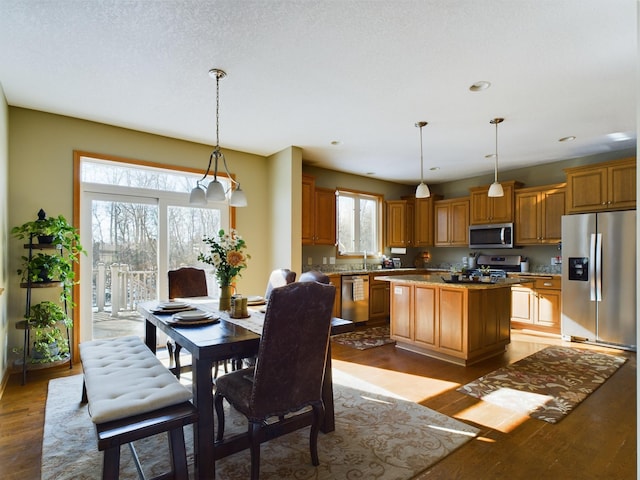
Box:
469, 180, 522, 225
564, 157, 636, 214
434, 197, 469, 247
302, 174, 336, 245
386, 195, 441, 247
413, 195, 441, 247
386, 199, 411, 247
514, 183, 565, 245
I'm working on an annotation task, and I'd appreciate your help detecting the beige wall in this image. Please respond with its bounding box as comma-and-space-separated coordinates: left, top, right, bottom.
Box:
0, 85, 8, 380
6, 107, 273, 354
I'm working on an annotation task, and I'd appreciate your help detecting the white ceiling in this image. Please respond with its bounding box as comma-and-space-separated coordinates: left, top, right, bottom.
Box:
0, 1, 636, 186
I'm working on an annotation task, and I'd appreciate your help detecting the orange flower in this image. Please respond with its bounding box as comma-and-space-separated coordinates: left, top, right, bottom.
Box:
226, 250, 245, 267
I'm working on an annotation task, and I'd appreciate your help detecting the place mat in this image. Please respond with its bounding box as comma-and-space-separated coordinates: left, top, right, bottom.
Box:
457, 345, 627, 423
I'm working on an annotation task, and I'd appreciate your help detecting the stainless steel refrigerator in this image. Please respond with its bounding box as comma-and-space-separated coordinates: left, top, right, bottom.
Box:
561, 210, 636, 351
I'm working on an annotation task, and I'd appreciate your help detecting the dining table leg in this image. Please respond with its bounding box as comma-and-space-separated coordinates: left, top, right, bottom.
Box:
192, 356, 216, 479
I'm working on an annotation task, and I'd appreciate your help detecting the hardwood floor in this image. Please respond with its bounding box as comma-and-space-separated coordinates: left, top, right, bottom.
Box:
0, 329, 635, 479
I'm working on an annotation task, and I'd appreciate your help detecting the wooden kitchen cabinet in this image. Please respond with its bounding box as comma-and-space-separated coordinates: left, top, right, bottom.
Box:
302, 174, 336, 245
413, 196, 440, 247
386, 196, 441, 247
510, 275, 562, 334
327, 274, 342, 318
386, 200, 412, 247
514, 183, 565, 245
388, 280, 511, 365
564, 157, 636, 214
434, 197, 469, 246
469, 180, 522, 225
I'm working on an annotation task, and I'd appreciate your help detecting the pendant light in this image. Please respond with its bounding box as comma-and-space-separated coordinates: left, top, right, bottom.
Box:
189, 68, 247, 207
415, 121, 430, 198
487, 117, 504, 198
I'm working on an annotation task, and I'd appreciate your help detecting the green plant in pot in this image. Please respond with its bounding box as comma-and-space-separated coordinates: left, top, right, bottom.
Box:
26, 301, 72, 362
13, 210, 85, 305
11, 209, 84, 256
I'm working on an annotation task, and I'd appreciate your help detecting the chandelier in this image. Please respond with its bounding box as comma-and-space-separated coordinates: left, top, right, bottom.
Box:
189, 68, 247, 207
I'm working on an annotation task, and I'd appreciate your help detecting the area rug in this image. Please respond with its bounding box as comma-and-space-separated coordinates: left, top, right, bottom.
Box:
42, 372, 479, 479
457, 346, 627, 424
331, 325, 396, 350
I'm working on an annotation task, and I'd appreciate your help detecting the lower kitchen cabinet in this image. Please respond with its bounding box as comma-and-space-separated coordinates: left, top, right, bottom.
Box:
389, 281, 511, 365
510, 276, 561, 333
327, 274, 342, 318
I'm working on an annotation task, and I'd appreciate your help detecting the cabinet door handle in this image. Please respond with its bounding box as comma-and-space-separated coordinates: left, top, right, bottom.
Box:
543, 282, 553, 286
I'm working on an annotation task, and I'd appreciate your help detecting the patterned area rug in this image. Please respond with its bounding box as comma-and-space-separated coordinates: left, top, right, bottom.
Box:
457, 346, 627, 424
42, 371, 479, 479
331, 325, 396, 350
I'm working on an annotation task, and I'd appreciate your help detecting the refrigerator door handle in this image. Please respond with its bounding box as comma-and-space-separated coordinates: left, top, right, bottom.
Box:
595, 233, 603, 301
500, 227, 505, 244
589, 233, 597, 301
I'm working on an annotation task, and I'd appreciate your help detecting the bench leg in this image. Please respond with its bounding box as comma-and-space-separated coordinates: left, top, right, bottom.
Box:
168, 426, 189, 480
103, 445, 121, 480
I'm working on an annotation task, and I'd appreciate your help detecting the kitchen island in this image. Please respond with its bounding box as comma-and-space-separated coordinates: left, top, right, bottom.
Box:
377, 274, 527, 366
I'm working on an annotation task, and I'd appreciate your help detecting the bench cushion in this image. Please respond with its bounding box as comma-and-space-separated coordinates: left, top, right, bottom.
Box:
79, 336, 193, 424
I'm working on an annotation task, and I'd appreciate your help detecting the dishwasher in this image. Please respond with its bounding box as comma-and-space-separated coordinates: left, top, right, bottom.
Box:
341, 275, 369, 323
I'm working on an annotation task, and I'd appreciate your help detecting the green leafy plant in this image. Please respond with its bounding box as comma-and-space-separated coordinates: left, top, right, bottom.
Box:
12, 210, 85, 306
479, 265, 491, 276
26, 301, 71, 362
11, 209, 85, 257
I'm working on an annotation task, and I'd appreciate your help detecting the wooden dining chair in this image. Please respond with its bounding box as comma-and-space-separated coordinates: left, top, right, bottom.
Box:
167, 267, 208, 378
264, 268, 296, 300
298, 270, 330, 284
214, 281, 336, 480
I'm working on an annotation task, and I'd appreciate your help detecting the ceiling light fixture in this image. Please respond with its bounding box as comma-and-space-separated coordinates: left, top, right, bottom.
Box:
415, 121, 431, 198
559, 136, 576, 142
470, 81, 491, 92
488, 117, 504, 198
189, 68, 247, 207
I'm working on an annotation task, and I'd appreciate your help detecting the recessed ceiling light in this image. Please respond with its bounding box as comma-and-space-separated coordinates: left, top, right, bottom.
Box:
469, 81, 491, 92
366, 172, 375, 175
559, 136, 576, 142
429, 167, 440, 171
485, 153, 496, 159
330, 140, 342, 146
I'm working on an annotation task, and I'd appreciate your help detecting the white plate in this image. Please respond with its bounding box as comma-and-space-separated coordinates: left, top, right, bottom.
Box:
172, 310, 212, 321
247, 296, 266, 305
158, 301, 189, 310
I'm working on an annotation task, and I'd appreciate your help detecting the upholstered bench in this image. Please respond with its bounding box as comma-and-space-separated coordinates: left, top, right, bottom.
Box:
79, 336, 197, 480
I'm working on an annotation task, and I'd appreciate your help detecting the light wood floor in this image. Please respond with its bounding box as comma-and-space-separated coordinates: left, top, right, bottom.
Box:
0, 329, 635, 479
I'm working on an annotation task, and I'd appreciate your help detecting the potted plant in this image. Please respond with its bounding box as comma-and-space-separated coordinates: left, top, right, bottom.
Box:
12, 210, 85, 305
11, 209, 84, 255
26, 301, 72, 362
450, 264, 463, 282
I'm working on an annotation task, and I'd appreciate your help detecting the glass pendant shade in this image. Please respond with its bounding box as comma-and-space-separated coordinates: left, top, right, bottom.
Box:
189, 186, 207, 205
488, 181, 504, 197
416, 182, 431, 198
206, 179, 226, 201
229, 187, 248, 207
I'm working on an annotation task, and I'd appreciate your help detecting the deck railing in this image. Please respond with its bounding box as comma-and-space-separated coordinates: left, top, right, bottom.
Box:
93, 263, 157, 316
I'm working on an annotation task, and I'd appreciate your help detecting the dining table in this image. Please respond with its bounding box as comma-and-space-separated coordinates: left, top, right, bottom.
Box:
138, 297, 353, 480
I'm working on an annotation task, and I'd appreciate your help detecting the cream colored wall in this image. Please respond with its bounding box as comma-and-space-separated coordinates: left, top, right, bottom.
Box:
7, 107, 270, 353
0, 85, 8, 380
266, 146, 302, 277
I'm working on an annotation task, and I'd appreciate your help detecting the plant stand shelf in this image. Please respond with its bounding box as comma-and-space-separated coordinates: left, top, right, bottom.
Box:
17, 234, 73, 385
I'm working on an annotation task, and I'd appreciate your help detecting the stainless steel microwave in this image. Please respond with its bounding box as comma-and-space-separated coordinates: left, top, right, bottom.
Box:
469, 223, 514, 249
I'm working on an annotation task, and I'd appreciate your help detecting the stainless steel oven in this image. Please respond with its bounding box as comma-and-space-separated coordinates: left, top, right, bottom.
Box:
469, 223, 514, 249
341, 275, 369, 323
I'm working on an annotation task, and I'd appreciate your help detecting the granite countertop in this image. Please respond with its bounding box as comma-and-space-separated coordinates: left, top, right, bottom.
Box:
376, 274, 532, 289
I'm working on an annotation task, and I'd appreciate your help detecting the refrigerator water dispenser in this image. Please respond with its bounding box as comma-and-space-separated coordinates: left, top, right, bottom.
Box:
568, 257, 589, 281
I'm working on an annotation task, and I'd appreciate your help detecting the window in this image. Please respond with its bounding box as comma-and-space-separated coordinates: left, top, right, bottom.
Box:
336, 189, 382, 256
